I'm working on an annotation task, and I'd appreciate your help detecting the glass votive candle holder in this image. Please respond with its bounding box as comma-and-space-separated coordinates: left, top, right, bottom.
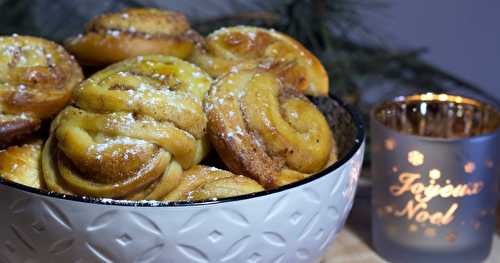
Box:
370, 93, 500, 263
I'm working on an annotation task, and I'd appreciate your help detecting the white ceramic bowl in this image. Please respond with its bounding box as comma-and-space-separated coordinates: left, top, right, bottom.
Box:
0, 96, 365, 263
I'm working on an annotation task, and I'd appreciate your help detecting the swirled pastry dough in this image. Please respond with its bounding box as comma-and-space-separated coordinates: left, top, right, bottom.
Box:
0, 35, 82, 148
0, 139, 44, 189
190, 26, 328, 96
164, 165, 264, 201
65, 8, 200, 66
42, 55, 212, 199
205, 65, 337, 188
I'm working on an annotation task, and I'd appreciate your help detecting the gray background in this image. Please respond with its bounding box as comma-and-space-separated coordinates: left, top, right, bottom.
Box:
364, 0, 500, 100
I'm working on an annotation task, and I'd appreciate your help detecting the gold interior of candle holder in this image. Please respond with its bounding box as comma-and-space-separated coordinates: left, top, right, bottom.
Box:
374, 93, 500, 138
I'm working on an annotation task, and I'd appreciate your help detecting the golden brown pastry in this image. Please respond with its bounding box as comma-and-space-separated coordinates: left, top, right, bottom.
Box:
164, 165, 264, 201
273, 147, 338, 187
189, 26, 328, 96
0, 139, 44, 189
0, 35, 83, 148
65, 8, 200, 66
205, 65, 337, 188
42, 55, 212, 200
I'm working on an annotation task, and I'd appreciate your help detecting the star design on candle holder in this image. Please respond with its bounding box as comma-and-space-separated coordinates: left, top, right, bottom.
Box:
391, 165, 399, 173
424, 227, 436, 238
473, 221, 481, 230
408, 150, 424, 166
464, 162, 476, 174
445, 231, 457, 243
429, 169, 441, 180
408, 224, 418, 233
384, 138, 397, 151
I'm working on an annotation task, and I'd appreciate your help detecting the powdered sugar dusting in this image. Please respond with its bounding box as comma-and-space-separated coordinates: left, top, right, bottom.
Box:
247, 31, 256, 41
88, 136, 149, 161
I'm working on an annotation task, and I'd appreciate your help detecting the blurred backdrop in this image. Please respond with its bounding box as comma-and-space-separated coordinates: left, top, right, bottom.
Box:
365, 0, 500, 100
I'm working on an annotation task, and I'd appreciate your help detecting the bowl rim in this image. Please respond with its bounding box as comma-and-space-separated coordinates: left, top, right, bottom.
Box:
0, 94, 365, 207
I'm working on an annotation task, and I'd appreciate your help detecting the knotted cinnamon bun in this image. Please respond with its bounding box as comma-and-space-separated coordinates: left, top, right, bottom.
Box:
0, 35, 83, 148
205, 65, 337, 188
164, 165, 264, 201
65, 8, 200, 66
42, 55, 212, 199
189, 26, 328, 96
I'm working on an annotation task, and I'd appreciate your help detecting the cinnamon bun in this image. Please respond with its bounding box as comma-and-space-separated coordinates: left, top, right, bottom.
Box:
65, 8, 200, 66
0, 35, 83, 148
189, 26, 328, 96
164, 165, 264, 201
205, 65, 337, 188
0, 139, 44, 189
42, 55, 212, 199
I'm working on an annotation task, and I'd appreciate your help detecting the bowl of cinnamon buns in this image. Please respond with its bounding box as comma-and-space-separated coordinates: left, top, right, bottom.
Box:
0, 8, 365, 263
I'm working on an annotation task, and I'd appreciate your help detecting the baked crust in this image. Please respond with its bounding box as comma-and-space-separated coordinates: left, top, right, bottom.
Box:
0, 139, 44, 189
189, 26, 329, 96
0, 35, 83, 148
42, 55, 212, 199
164, 165, 264, 201
205, 65, 336, 188
65, 8, 199, 66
